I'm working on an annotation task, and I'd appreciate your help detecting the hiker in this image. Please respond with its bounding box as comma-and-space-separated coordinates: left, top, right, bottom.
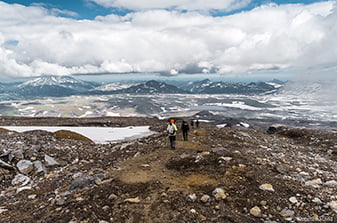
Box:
196, 119, 200, 128
190, 120, 194, 129
181, 120, 190, 141
167, 119, 178, 149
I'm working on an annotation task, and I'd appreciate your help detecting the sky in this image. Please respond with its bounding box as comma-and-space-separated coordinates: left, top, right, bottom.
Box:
0, 0, 337, 81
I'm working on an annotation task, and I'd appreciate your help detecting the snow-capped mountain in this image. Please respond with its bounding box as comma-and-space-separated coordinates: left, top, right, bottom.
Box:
92, 82, 136, 91
182, 79, 284, 94
109, 80, 188, 94
0, 75, 287, 99
15, 76, 97, 97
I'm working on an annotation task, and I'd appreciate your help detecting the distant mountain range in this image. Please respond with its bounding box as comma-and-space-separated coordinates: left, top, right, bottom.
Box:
181, 78, 282, 94
88, 80, 188, 95
0, 75, 285, 98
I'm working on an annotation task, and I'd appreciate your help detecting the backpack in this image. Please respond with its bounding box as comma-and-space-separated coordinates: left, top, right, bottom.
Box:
168, 124, 175, 134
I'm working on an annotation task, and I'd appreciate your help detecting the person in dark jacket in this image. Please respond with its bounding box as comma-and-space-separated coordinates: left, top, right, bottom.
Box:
196, 119, 200, 128
190, 120, 194, 129
181, 120, 190, 141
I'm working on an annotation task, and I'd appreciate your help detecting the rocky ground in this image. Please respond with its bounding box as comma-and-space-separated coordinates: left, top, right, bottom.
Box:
0, 116, 336, 223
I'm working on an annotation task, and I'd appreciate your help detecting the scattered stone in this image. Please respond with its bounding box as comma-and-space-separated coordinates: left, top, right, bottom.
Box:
0, 207, 8, 214
198, 215, 207, 221
69, 174, 104, 191
260, 200, 267, 206
218, 157, 232, 162
264, 220, 277, 223
267, 124, 287, 134
1, 149, 25, 162
212, 147, 230, 155
327, 201, 337, 211
11, 174, 31, 186
11, 150, 25, 161
188, 194, 197, 202
55, 195, 66, 206
33, 160, 47, 174
124, 197, 140, 203
69, 174, 95, 191
76, 197, 84, 201
16, 186, 32, 193
0, 159, 14, 170
289, 197, 298, 204
134, 152, 141, 157
0, 117, 336, 222
28, 194, 37, 199
200, 195, 210, 203
190, 209, 197, 214
324, 180, 337, 187
212, 188, 227, 200
312, 198, 322, 204
16, 160, 34, 175
250, 206, 262, 217
299, 171, 310, 176
102, 206, 110, 212
108, 193, 118, 200
160, 192, 168, 198
305, 178, 322, 188
259, 184, 275, 192
279, 208, 295, 217
44, 154, 60, 167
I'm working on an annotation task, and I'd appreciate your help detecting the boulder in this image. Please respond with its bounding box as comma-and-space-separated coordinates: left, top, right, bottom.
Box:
69, 173, 104, 191
327, 201, 337, 212
259, 184, 275, 192
305, 178, 322, 188
16, 160, 34, 175
11, 174, 31, 186
267, 124, 287, 134
279, 208, 295, 217
69, 174, 95, 191
200, 195, 210, 203
250, 206, 262, 217
44, 154, 59, 167
0, 159, 14, 170
33, 161, 47, 174
212, 188, 227, 200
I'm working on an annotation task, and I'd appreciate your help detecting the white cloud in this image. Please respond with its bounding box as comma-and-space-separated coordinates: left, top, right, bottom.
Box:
0, 1, 337, 79
87, 0, 251, 12
50, 8, 79, 18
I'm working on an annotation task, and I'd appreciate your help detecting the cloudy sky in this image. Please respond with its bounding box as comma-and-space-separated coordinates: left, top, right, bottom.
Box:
0, 0, 337, 80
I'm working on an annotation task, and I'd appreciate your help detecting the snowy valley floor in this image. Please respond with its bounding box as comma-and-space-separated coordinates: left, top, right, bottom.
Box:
0, 117, 336, 222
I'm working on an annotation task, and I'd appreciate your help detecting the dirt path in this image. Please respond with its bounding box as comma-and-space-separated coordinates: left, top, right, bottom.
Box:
113, 128, 208, 191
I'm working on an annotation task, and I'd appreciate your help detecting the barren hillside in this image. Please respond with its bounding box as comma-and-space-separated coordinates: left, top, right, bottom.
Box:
0, 117, 336, 222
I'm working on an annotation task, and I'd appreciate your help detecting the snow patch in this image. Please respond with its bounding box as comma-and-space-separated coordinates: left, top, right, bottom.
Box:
0, 126, 156, 144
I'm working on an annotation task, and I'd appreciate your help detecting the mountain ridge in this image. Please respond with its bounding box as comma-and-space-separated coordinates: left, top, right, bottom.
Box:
0, 75, 285, 98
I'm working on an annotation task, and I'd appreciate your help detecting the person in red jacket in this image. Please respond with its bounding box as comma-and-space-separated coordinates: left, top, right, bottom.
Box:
167, 119, 178, 149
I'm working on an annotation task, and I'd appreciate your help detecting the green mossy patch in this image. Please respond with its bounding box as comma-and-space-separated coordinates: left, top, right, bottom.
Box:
0, 127, 15, 133
54, 130, 94, 144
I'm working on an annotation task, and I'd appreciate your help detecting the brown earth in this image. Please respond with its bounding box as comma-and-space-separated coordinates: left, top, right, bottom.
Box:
0, 117, 336, 223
